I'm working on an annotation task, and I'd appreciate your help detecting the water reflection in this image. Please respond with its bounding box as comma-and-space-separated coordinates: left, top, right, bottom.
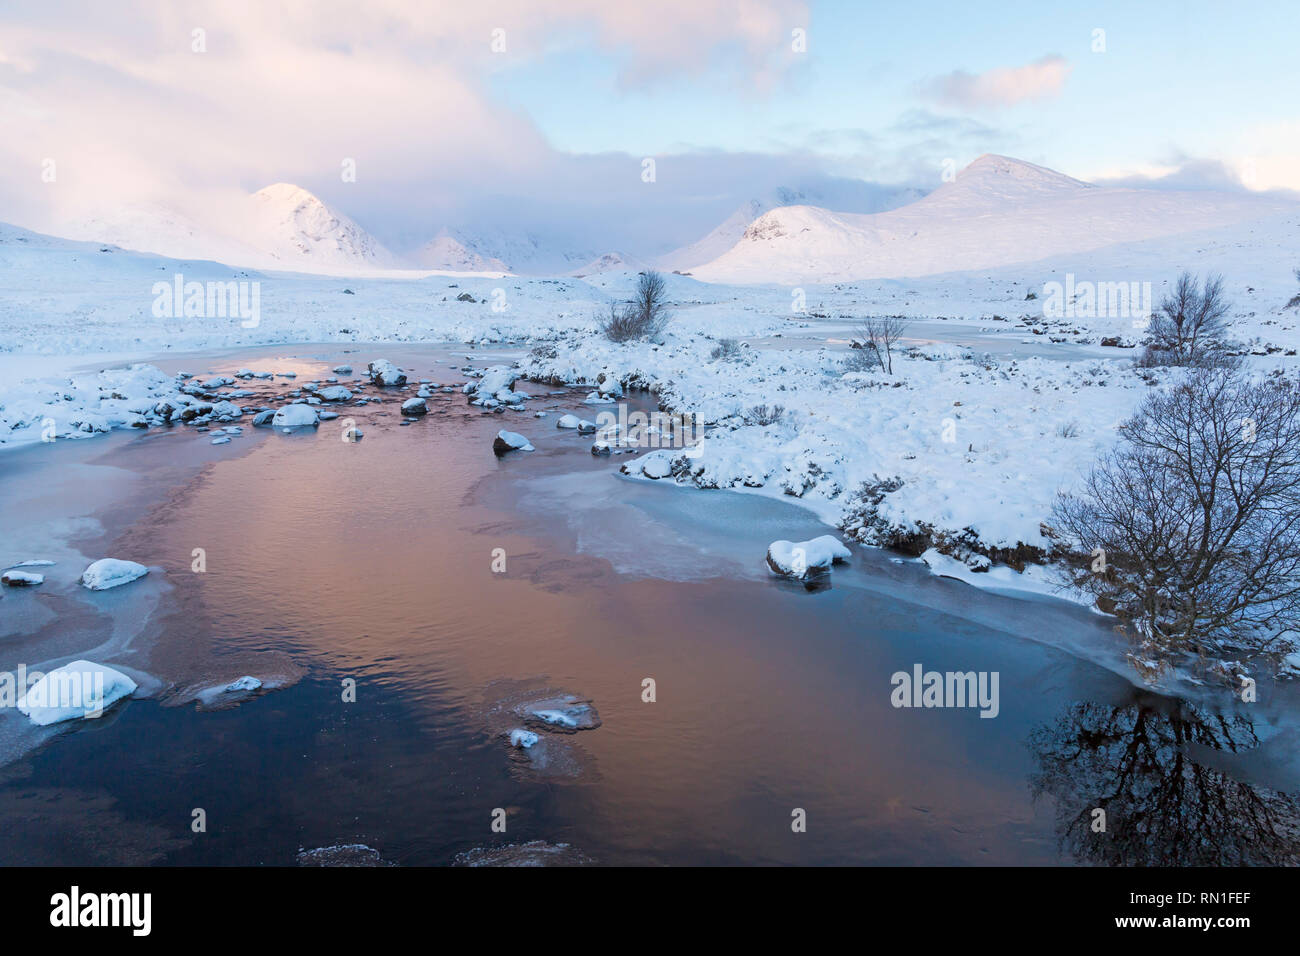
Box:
1029, 697, 1300, 865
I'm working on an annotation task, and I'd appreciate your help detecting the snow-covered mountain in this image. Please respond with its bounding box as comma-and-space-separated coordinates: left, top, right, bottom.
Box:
409, 230, 509, 272
247, 183, 396, 269
571, 251, 651, 276
51, 185, 397, 273
429, 228, 596, 275
692, 155, 1299, 284
657, 184, 927, 274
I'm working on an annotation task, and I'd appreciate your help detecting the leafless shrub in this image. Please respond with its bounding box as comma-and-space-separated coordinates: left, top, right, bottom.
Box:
1140, 272, 1233, 367
743, 404, 785, 426
1055, 420, 1080, 439
710, 338, 742, 361
854, 316, 912, 374
1052, 368, 1300, 671
601, 270, 672, 343
1286, 269, 1300, 310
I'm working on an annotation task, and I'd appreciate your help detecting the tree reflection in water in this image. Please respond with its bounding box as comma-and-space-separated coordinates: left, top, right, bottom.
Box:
1029, 696, 1300, 865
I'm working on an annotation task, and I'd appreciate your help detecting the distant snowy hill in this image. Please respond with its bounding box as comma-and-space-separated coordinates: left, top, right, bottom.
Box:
692, 155, 1299, 284
409, 229, 509, 272
248, 183, 396, 269
657, 183, 926, 274
571, 251, 651, 276
51, 185, 397, 274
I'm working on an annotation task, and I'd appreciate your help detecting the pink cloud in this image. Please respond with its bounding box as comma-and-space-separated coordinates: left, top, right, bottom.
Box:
928, 55, 1071, 110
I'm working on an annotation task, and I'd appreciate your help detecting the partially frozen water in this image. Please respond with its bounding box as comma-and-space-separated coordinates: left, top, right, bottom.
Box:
0, 343, 1295, 865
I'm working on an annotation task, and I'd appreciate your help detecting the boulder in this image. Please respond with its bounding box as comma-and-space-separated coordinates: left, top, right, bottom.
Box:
18, 660, 137, 726
765, 535, 851, 579
367, 360, 407, 387
272, 404, 320, 429
81, 558, 149, 591
493, 430, 535, 454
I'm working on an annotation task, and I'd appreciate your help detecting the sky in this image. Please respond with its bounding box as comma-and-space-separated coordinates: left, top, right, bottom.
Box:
1, 0, 1297, 257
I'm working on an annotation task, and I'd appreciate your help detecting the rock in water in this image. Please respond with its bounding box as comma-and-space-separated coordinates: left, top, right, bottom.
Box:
765, 535, 851, 580
271, 404, 320, 429
367, 360, 406, 387
509, 728, 540, 748
81, 558, 149, 590
401, 397, 428, 416
493, 430, 535, 454
1, 570, 43, 586
317, 385, 353, 402
18, 660, 137, 725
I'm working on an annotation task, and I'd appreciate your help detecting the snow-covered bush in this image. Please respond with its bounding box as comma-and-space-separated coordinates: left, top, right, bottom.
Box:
600, 271, 672, 343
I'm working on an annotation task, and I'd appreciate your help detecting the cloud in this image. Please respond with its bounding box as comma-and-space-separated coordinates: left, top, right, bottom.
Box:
925, 55, 1071, 110
0, 0, 810, 237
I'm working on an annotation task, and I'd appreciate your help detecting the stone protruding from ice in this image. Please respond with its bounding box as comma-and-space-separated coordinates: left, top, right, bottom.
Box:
80, 558, 149, 591
509, 728, 540, 748
18, 660, 137, 725
272, 404, 320, 429
765, 535, 851, 580
493, 430, 535, 454
520, 695, 601, 733
1, 570, 43, 586
367, 359, 407, 387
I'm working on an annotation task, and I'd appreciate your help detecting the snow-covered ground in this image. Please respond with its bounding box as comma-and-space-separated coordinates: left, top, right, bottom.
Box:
4, 155, 1300, 598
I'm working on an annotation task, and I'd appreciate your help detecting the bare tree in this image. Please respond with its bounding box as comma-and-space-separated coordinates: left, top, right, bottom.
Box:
1052, 367, 1300, 670
1142, 272, 1233, 366
1287, 268, 1300, 310
855, 315, 912, 374
601, 270, 673, 343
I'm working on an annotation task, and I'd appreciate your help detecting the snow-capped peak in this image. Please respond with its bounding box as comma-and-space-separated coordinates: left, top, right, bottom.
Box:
248, 183, 394, 268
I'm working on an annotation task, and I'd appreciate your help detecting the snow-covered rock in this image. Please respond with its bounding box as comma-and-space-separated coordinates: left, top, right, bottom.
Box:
401, 397, 428, 416
18, 660, 137, 725
509, 728, 540, 748
1, 570, 43, 586
521, 695, 601, 732
367, 359, 407, 387
272, 404, 320, 429
464, 365, 518, 402
766, 535, 851, 579
317, 385, 352, 402
493, 430, 535, 454
80, 558, 149, 590
226, 676, 262, 692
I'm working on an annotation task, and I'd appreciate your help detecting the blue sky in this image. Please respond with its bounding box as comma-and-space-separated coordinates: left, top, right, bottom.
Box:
491, 0, 1299, 187
1, 0, 1296, 253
